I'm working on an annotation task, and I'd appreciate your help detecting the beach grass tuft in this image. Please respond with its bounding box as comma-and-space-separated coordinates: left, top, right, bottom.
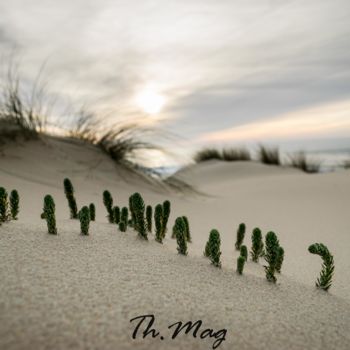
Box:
288, 151, 321, 173
194, 147, 251, 163
258, 145, 280, 165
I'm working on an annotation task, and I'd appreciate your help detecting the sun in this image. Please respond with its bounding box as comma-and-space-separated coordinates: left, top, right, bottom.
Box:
136, 88, 165, 115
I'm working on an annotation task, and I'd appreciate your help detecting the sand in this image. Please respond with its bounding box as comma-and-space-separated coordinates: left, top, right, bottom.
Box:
1, 137, 350, 350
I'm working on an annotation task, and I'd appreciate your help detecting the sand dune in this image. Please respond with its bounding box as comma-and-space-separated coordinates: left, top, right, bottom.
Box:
1, 137, 350, 350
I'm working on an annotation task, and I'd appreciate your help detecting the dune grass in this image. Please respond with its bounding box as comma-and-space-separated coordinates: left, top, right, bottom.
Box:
194, 145, 324, 174
0, 63, 52, 139
257, 145, 280, 165
194, 147, 251, 163
69, 110, 164, 167
222, 148, 251, 161
288, 151, 321, 174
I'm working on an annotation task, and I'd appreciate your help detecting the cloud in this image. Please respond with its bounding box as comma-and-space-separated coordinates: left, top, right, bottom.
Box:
197, 99, 350, 144
0, 0, 349, 148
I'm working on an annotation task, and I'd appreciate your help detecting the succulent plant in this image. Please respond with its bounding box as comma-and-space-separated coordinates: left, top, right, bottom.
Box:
146, 205, 152, 233
9, 189, 19, 220
113, 206, 120, 224
240, 245, 248, 262
250, 228, 264, 262
206, 229, 221, 267
154, 204, 163, 243
174, 217, 187, 255
275, 246, 284, 273
235, 223, 245, 250
308, 243, 334, 291
237, 256, 245, 275
120, 207, 129, 228
89, 203, 96, 221
63, 178, 78, 219
43, 195, 57, 234
204, 241, 211, 257
0, 187, 9, 222
103, 190, 114, 223
162, 200, 171, 238
129, 195, 136, 227
131, 193, 147, 240
79, 206, 90, 235
182, 216, 191, 242
264, 231, 280, 283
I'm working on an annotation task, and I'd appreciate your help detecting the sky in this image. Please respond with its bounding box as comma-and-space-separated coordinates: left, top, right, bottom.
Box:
1, 0, 350, 162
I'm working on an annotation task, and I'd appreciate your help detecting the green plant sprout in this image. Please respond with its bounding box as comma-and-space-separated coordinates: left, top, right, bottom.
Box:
235, 223, 245, 250
0, 187, 9, 222
146, 205, 152, 233
9, 189, 19, 220
174, 217, 187, 255
276, 246, 284, 273
103, 190, 114, 223
89, 203, 96, 221
162, 200, 171, 238
120, 207, 129, 230
43, 195, 57, 235
113, 206, 120, 224
264, 231, 280, 283
207, 229, 221, 267
308, 243, 334, 291
131, 193, 147, 240
182, 216, 191, 242
79, 206, 90, 235
237, 256, 245, 275
240, 245, 248, 262
155, 204, 163, 243
63, 178, 78, 219
251, 228, 264, 262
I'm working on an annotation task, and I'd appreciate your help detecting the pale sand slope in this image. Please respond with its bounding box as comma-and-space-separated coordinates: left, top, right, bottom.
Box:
0, 138, 350, 350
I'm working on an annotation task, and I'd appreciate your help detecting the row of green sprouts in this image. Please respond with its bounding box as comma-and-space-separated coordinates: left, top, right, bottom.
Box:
231, 223, 333, 290
201, 223, 334, 291
4, 177, 334, 292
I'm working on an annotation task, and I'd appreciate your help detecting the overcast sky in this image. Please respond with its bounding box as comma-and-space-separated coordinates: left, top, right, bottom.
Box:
1, 0, 350, 156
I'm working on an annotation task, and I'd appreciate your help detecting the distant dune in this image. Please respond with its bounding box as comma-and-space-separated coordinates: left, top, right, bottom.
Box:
1, 137, 350, 349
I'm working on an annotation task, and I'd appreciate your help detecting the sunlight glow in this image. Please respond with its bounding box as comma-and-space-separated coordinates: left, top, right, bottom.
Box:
136, 88, 165, 115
